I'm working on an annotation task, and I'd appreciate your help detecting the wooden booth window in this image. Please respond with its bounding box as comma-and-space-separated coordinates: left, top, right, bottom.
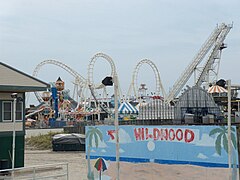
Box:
16, 101, 23, 121
2, 101, 12, 121
2, 101, 23, 122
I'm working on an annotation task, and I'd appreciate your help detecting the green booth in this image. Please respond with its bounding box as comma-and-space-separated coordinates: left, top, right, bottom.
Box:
0, 62, 49, 170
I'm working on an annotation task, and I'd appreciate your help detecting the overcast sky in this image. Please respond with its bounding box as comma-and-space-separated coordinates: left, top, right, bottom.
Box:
0, 0, 240, 105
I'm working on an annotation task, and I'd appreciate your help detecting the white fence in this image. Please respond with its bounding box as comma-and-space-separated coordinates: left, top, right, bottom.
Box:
0, 163, 68, 180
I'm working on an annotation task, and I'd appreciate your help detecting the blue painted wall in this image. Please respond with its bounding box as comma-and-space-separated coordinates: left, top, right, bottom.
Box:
86, 125, 239, 168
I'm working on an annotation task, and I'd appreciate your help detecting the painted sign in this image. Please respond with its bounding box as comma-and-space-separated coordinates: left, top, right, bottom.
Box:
86, 125, 238, 168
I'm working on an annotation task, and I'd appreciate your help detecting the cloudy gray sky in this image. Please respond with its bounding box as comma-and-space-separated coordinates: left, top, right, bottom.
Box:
0, 0, 240, 104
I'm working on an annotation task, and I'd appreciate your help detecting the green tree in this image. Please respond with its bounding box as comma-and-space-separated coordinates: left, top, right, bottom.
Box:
86, 127, 103, 180
209, 126, 237, 156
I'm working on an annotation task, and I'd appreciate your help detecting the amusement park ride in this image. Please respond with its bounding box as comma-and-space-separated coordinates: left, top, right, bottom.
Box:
165, 23, 232, 104
26, 23, 236, 127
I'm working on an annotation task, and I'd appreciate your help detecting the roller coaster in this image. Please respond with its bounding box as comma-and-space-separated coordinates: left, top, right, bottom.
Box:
31, 23, 232, 118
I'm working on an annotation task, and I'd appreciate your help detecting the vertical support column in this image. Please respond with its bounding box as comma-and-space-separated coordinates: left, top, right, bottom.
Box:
12, 97, 16, 178
227, 79, 232, 179
66, 163, 69, 180
51, 87, 58, 119
114, 74, 120, 180
238, 100, 240, 112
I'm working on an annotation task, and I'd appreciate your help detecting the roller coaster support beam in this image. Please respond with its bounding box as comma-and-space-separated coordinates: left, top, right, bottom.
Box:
166, 23, 231, 104
195, 24, 232, 86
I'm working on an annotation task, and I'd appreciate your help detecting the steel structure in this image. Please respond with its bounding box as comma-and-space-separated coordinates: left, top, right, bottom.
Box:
195, 26, 232, 86
33, 60, 87, 103
174, 86, 221, 124
165, 23, 232, 104
32, 54, 120, 116
127, 59, 166, 100
87, 52, 121, 115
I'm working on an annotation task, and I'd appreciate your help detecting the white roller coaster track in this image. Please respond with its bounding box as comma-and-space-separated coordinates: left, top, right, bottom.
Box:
88, 52, 121, 115
195, 24, 232, 86
127, 59, 166, 100
165, 23, 232, 104
33, 60, 87, 103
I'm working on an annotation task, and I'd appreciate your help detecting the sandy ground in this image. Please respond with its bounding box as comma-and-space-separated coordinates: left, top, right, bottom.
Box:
23, 129, 238, 180
25, 150, 87, 180
24, 150, 238, 180
105, 162, 234, 180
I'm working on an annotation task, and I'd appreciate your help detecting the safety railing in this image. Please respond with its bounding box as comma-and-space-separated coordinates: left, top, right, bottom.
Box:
0, 163, 68, 180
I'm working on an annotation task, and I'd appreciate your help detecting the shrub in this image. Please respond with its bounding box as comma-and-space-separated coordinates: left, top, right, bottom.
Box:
26, 131, 63, 150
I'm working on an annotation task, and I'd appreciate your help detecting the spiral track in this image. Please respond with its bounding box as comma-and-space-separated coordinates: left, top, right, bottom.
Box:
33, 60, 87, 103
87, 52, 121, 115
127, 59, 166, 100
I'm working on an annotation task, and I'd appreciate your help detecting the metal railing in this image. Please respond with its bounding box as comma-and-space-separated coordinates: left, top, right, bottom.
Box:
0, 163, 68, 180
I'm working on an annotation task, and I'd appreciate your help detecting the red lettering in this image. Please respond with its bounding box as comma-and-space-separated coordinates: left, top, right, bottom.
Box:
161, 129, 168, 141
176, 129, 183, 141
169, 129, 175, 141
134, 128, 144, 141
153, 128, 160, 140
134, 128, 195, 143
184, 129, 195, 143
146, 128, 149, 140
107, 130, 115, 140
142, 128, 145, 140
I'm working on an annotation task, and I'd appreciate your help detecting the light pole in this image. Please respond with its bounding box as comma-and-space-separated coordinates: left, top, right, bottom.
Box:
113, 74, 120, 180
227, 80, 232, 179
87, 53, 120, 179
101, 75, 120, 179
11, 93, 17, 179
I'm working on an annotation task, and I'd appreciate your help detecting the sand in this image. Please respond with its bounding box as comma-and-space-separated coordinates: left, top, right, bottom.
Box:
103, 161, 234, 180
25, 150, 88, 180
24, 150, 238, 180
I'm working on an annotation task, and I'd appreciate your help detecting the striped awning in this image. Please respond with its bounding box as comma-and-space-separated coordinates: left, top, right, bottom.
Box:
208, 85, 228, 93
118, 102, 138, 114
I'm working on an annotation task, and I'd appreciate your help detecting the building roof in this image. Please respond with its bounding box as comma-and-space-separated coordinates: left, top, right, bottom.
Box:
56, 77, 63, 82
118, 101, 138, 114
0, 62, 49, 92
